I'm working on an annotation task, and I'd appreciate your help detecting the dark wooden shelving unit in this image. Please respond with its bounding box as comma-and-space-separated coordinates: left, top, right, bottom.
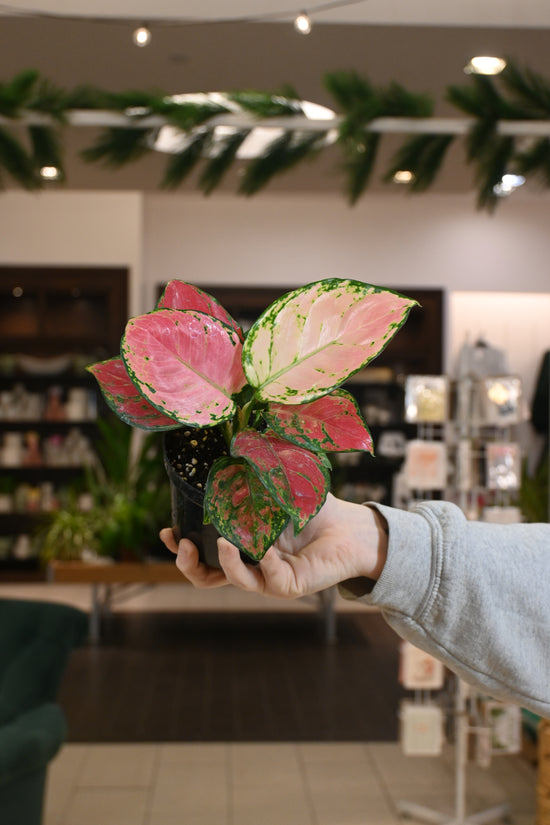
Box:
0, 266, 128, 578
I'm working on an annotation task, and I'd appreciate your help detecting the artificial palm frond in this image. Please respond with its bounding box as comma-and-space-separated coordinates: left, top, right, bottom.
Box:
0, 69, 39, 116
475, 135, 516, 212
29, 125, 64, 179
81, 127, 152, 166
500, 60, 550, 117
516, 137, 550, 186
239, 131, 323, 195
199, 129, 250, 195
0, 126, 40, 189
384, 134, 455, 192
229, 90, 302, 118
342, 132, 380, 204
161, 130, 211, 189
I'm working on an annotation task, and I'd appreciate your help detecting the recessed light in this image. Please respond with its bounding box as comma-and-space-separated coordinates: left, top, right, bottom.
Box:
294, 12, 312, 35
133, 24, 151, 47
493, 173, 525, 197
393, 170, 415, 184
40, 166, 61, 180
464, 56, 507, 76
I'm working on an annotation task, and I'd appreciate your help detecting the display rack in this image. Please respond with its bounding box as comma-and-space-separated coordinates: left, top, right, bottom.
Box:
396, 372, 522, 825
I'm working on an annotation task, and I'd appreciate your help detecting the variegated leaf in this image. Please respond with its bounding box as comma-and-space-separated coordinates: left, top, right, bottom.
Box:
264, 389, 374, 453
242, 278, 417, 403
205, 456, 289, 559
122, 308, 246, 427
157, 280, 244, 341
232, 429, 330, 532
87, 357, 181, 430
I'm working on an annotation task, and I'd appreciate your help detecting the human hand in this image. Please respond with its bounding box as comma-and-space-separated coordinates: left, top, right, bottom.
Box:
159, 493, 388, 600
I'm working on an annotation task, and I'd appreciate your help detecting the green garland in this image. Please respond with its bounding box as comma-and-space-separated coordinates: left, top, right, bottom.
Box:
1, 60, 550, 211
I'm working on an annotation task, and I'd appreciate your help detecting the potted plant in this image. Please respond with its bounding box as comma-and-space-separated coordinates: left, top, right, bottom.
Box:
38, 417, 171, 563
88, 278, 416, 564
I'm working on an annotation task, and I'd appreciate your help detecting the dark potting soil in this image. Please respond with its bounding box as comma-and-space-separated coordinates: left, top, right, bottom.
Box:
164, 426, 228, 491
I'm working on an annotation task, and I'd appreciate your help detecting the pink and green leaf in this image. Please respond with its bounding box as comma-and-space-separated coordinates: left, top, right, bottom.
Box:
205, 456, 289, 559
157, 280, 244, 341
87, 357, 181, 430
242, 278, 417, 404
232, 429, 330, 532
264, 389, 374, 453
121, 308, 246, 427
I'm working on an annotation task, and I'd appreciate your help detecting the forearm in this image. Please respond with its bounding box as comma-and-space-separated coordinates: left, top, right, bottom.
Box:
344, 500, 550, 717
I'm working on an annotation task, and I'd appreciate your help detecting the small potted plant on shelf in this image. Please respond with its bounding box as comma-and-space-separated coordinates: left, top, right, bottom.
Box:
88, 278, 416, 565
38, 417, 171, 564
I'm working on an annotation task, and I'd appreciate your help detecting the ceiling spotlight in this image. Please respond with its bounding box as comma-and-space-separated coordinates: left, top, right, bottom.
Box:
40, 166, 61, 181
294, 12, 312, 35
464, 56, 506, 76
493, 173, 525, 197
393, 170, 415, 184
133, 24, 151, 47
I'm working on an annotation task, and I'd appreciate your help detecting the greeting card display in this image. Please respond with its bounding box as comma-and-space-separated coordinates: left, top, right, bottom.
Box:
399, 642, 445, 691
480, 376, 523, 426
400, 702, 444, 756
404, 440, 448, 490
485, 442, 521, 490
405, 375, 449, 424
483, 701, 521, 754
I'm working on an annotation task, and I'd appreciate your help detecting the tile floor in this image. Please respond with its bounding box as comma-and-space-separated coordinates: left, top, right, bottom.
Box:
44, 740, 536, 825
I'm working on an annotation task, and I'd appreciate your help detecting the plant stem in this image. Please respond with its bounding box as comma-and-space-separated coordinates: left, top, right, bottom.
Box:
237, 397, 257, 431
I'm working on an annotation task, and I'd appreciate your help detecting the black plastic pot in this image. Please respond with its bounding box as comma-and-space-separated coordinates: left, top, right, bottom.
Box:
163, 430, 257, 570
163, 433, 222, 568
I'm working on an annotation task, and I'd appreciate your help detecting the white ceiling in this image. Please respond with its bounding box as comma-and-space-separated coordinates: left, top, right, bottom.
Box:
2, 0, 550, 27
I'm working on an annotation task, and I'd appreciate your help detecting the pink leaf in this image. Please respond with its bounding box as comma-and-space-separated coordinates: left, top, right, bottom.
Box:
157, 280, 244, 341
243, 279, 417, 403
205, 457, 289, 559
87, 357, 180, 430
122, 309, 246, 427
232, 430, 330, 531
265, 389, 373, 453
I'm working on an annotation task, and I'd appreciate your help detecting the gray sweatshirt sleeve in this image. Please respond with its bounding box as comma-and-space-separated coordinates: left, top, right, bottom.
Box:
349, 501, 550, 717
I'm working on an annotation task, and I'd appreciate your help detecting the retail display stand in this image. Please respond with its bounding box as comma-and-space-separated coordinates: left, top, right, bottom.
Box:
396, 373, 523, 824
397, 679, 511, 825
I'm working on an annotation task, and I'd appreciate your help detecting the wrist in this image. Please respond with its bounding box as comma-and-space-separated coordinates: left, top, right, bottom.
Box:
335, 500, 388, 591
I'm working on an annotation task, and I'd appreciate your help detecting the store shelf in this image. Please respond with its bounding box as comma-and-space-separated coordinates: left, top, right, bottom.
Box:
0, 265, 128, 574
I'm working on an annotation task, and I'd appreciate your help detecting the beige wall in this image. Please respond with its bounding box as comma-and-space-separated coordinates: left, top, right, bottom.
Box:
0, 191, 144, 316
1, 187, 549, 398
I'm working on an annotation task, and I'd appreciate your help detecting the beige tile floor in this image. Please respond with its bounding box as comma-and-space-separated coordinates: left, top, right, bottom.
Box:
0, 581, 374, 615
44, 741, 536, 825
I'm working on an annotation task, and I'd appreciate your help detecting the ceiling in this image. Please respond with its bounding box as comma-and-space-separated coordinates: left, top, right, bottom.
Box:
1, 1, 550, 195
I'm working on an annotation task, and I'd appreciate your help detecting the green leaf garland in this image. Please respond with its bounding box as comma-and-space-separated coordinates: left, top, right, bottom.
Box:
1, 61, 550, 210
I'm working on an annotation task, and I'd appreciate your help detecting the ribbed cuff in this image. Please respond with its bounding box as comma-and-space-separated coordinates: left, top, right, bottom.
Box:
355, 502, 436, 620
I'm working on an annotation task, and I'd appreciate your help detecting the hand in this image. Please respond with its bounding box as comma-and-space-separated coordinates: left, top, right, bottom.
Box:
160, 493, 388, 600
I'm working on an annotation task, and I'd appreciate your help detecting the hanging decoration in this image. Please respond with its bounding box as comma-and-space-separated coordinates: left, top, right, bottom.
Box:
1, 60, 550, 211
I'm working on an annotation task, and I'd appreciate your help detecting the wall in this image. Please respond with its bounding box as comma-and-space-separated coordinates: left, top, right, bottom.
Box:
1, 187, 549, 399
143, 189, 550, 298
0, 191, 144, 315
143, 190, 550, 397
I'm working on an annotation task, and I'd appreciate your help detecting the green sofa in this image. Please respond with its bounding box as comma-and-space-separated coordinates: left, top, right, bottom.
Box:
0, 598, 88, 825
